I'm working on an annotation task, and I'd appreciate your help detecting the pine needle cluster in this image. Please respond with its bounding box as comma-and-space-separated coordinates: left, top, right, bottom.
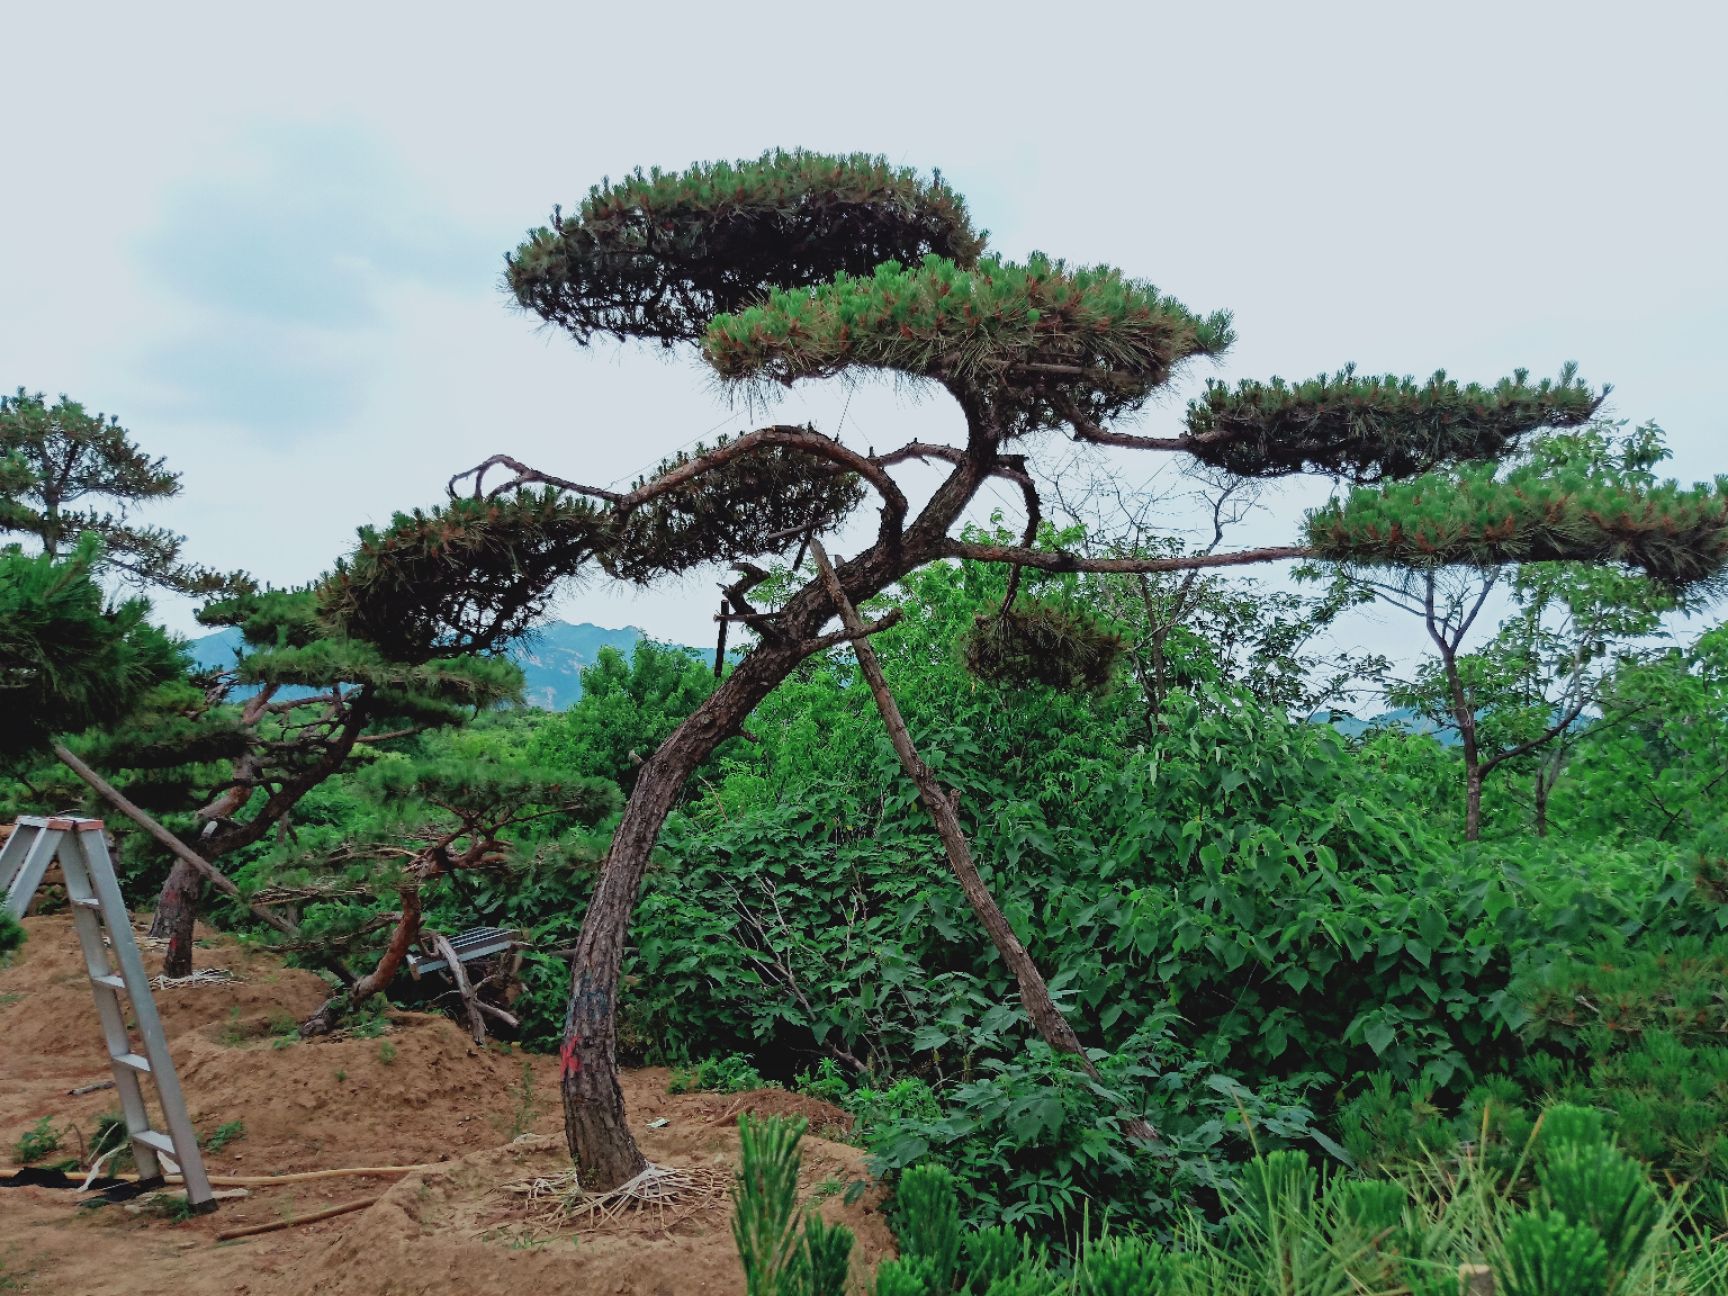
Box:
962, 602, 1126, 693
508, 150, 983, 347
705, 253, 1232, 435
321, 490, 607, 659
606, 438, 867, 582
1187, 364, 1603, 481
1307, 465, 1728, 593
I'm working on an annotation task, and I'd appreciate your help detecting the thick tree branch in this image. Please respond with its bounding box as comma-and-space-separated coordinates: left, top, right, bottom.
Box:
455, 426, 909, 539
941, 542, 1310, 574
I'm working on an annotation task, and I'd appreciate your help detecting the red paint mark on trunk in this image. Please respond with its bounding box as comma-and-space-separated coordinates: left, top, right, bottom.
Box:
559, 1036, 583, 1078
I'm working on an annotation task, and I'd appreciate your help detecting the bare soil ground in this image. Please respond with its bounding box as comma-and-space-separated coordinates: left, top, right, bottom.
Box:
0, 910, 891, 1295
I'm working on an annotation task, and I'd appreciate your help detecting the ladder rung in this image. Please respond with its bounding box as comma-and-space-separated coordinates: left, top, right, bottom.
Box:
112, 1052, 152, 1074
72, 897, 103, 910
133, 1130, 175, 1155
92, 974, 126, 992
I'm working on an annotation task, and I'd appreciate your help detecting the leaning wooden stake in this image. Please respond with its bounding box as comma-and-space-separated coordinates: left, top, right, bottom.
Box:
809, 541, 1154, 1140
51, 743, 297, 940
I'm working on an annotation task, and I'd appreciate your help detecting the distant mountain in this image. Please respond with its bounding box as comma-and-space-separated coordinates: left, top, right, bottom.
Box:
185, 620, 655, 711
1313, 707, 1460, 745
509, 622, 645, 709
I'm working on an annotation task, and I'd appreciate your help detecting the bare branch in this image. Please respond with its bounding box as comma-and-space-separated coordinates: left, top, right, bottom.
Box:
455, 426, 910, 540
450, 454, 622, 503
941, 541, 1311, 575
797, 607, 905, 656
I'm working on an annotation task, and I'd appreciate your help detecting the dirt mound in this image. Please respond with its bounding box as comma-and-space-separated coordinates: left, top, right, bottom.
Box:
284, 1133, 891, 1296
677, 1087, 855, 1138
1, 908, 897, 1296
0, 909, 327, 1062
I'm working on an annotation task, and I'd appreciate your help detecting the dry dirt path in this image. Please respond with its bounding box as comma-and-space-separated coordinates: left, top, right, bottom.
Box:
1, 912, 889, 1295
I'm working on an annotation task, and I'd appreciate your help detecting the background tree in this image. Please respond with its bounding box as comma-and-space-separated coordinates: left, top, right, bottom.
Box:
1552, 622, 1728, 844
0, 388, 245, 597
321, 150, 1728, 1190
1350, 424, 1694, 838
1047, 467, 1384, 726
526, 640, 722, 794
0, 533, 184, 764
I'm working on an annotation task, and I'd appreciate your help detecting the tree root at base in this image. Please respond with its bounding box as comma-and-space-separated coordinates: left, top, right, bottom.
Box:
501, 1162, 732, 1233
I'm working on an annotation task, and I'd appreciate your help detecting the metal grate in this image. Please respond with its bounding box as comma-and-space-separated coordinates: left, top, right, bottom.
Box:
406, 926, 519, 977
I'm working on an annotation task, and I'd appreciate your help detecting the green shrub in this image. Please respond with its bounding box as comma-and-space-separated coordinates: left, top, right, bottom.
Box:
732, 1115, 855, 1296
1537, 1138, 1659, 1287
963, 1227, 1047, 1295
891, 1165, 963, 1293
0, 910, 23, 960
1076, 1236, 1185, 1295
1496, 1210, 1611, 1296
669, 1053, 769, 1095
872, 1257, 939, 1296
14, 1117, 60, 1165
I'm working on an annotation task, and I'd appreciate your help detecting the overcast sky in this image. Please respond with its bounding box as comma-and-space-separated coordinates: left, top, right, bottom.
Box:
3, 1, 1724, 674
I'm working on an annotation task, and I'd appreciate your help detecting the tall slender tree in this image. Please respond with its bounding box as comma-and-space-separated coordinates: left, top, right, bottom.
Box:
320, 151, 1728, 1189
0, 388, 244, 596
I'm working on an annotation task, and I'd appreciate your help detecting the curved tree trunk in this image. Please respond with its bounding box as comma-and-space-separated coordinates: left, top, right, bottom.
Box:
149, 704, 271, 976
558, 450, 987, 1189
559, 643, 802, 1187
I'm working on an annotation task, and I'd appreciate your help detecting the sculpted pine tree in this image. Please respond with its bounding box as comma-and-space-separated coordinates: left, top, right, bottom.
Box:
319, 152, 1728, 1189
139, 588, 521, 977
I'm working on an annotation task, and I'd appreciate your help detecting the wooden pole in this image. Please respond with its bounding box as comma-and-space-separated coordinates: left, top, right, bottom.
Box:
214, 1194, 380, 1241
51, 742, 297, 939
808, 541, 1155, 1140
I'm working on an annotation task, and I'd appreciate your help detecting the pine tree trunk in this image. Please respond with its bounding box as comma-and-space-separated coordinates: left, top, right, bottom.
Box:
553, 454, 987, 1188
558, 645, 798, 1188
148, 748, 260, 977
149, 859, 202, 977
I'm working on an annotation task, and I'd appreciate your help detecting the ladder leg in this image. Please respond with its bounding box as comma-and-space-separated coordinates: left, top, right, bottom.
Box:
0, 824, 36, 901
2, 827, 58, 921
73, 829, 215, 1211
56, 837, 164, 1181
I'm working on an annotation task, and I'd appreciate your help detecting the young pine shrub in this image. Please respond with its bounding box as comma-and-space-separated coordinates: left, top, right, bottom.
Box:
1535, 1128, 1660, 1291
785, 1216, 855, 1296
1075, 1236, 1185, 1295
1496, 1211, 1611, 1296
872, 1257, 941, 1296
892, 1164, 964, 1292
964, 1227, 1048, 1295
733, 1115, 855, 1296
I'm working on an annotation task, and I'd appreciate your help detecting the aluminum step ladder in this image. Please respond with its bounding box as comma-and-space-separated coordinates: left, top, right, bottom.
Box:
2, 816, 216, 1212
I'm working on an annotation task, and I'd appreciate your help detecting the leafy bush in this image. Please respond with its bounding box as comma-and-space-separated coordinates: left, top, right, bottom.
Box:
13, 1117, 60, 1165
858, 1033, 1335, 1236
0, 909, 22, 960
668, 1053, 770, 1095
